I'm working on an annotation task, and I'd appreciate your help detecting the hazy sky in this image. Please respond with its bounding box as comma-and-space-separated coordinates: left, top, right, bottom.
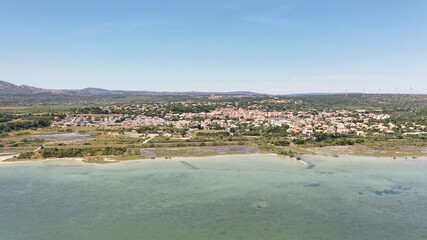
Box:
1, 0, 426, 94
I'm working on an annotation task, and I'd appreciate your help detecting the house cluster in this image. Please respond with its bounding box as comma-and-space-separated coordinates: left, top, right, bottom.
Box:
52, 115, 169, 127
52, 103, 426, 137
267, 111, 393, 136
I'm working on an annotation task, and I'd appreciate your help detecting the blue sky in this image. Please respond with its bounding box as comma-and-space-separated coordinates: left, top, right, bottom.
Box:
1, 0, 426, 94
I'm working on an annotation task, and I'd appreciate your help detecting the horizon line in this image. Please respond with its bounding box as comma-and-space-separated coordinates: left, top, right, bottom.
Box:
1, 79, 426, 95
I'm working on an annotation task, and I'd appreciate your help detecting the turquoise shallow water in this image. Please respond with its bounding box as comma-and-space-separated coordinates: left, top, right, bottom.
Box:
0, 155, 426, 240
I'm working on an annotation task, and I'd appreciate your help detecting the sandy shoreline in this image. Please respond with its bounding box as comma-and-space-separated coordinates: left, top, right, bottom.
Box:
0, 156, 85, 165
1, 151, 426, 166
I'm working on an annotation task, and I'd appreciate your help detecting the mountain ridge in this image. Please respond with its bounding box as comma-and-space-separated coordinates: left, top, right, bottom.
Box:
0, 80, 264, 96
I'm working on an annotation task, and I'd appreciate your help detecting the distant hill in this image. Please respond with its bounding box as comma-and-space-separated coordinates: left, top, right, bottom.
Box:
0, 80, 263, 96
0, 80, 68, 95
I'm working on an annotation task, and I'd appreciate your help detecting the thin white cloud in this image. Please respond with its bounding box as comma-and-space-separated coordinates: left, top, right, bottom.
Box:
236, 1, 305, 27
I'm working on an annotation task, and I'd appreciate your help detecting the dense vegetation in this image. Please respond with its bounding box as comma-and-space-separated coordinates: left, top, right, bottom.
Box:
292, 133, 364, 146
73, 107, 109, 114
194, 130, 230, 137
40, 147, 127, 158
73, 107, 137, 115
0, 117, 52, 133
0, 113, 13, 122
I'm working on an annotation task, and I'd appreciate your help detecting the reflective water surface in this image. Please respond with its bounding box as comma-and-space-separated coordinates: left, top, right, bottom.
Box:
0, 155, 426, 240
31, 133, 93, 140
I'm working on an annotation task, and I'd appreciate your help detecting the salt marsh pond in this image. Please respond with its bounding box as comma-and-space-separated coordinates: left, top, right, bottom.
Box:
31, 133, 93, 140
0, 155, 426, 240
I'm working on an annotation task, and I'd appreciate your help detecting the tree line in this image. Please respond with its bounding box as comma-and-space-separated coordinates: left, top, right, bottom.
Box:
39, 147, 127, 158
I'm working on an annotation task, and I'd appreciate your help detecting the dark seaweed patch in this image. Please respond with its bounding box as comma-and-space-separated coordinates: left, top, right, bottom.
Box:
304, 183, 321, 187
369, 184, 412, 196
306, 163, 315, 169
392, 185, 412, 191
180, 161, 199, 170
374, 189, 401, 196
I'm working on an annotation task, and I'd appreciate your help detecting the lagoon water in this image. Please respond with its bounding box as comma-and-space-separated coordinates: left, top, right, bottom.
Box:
31, 133, 93, 140
1, 155, 426, 240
